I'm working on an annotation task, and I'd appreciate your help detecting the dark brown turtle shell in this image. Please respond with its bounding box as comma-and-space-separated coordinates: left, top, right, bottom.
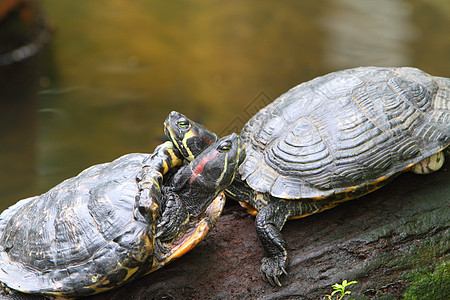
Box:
0, 133, 242, 298
239, 67, 450, 200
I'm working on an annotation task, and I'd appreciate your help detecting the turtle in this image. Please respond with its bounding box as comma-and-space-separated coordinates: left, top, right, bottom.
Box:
162, 66, 450, 286
0, 133, 243, 298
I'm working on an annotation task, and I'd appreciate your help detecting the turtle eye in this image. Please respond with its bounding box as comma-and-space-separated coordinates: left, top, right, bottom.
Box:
177, 119, 190, 129
218, 141, 232, 152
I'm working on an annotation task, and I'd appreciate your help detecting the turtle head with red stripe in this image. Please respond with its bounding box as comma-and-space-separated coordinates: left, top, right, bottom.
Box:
169, 133, 244, 217
164, 111, 218, 162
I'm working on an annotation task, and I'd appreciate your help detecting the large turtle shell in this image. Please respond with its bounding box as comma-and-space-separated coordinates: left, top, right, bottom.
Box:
0, 153, 225, 297
240, 67, 450, 199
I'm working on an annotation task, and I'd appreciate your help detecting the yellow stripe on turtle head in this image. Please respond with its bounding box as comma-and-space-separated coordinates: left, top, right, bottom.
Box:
214, 152, 228, 186
169, 148, 183, 167
182, 130, 196, 161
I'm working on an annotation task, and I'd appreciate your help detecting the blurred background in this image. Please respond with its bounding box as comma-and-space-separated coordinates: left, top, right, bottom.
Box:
0, 0, 449, 210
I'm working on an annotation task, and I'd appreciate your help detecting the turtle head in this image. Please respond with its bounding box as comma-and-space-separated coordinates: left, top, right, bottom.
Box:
174, 133, 244, 216
164, 111, 218, 161
151, 134, 243, 271
192, 132, 244, 191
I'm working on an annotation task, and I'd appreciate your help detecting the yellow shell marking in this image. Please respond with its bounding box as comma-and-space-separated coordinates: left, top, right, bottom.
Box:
289, 202, 339, 220
122, 266, 140, 282
146, 193, 226, 275
169, 221, 209, 261
240, 202, 258, 216
240, 172, 400, 220
77, 265, 140, 296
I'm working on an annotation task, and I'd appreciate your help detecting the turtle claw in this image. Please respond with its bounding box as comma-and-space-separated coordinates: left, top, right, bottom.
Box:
269, 275, 282, 287
155, 222, 167, 238
134, 188, 159, 223
156, 192, 189, 242
260, 256, 288, 287
0, 282, 12, 295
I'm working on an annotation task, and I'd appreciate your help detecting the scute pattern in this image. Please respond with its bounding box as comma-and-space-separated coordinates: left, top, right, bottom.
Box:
240, 67, 450, 199
0, 154, 152, 293
1, 156, 141, 271
274, 119, 330, 167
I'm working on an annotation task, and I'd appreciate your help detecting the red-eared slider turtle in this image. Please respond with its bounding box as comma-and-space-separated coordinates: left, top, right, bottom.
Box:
0, 133, 243, 298
164, 67, 450, 286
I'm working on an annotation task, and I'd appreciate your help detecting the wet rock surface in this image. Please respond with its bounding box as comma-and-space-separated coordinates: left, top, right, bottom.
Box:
1, 163, 449, 300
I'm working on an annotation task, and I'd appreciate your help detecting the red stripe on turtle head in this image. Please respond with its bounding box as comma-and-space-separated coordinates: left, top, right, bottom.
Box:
204, 136, 214, 145
190, 151, 219, 183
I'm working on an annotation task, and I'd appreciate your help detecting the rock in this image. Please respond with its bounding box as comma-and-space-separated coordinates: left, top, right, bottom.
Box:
1, 163, 449, 299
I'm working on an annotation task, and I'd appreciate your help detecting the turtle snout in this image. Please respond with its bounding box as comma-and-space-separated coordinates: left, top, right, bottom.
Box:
164, 111, 183, 128
164, 111, 177, 128
169, 110, 181, 118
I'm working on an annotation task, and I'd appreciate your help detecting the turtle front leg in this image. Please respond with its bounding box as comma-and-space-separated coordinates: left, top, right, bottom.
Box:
135, 141, 183, 223
156, 190, 189, 242
0, 282, 12, 295
256, 202, 290, 286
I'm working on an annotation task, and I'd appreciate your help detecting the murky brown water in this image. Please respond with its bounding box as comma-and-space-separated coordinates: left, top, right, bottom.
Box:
0, 0, 449, 210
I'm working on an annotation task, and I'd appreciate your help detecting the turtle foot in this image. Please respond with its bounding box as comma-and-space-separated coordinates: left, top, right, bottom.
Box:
156, 192, 189, 242
0, 282, 12, 295
260, 255, 288, 286
134, 188, 160, 223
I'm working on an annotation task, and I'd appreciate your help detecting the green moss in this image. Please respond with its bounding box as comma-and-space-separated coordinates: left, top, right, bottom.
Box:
399, 232, 448, 271
403, 261, 450, 300
400, 230, 449, 299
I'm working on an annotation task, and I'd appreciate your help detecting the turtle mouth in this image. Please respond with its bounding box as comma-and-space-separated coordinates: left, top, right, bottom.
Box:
163, 124, 171, 140
163, 111, 178, 140
164, 122, 179, 148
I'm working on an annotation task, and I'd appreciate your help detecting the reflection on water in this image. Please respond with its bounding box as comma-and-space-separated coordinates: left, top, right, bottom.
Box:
321, 0, 417, 68
0, 0, 50, 65
0, 0, 449, 210
0, 0, 48, 205
0, 56, 41, 204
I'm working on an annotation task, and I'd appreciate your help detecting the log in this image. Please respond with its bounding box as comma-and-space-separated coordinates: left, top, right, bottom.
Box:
2, 162, 449, 299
